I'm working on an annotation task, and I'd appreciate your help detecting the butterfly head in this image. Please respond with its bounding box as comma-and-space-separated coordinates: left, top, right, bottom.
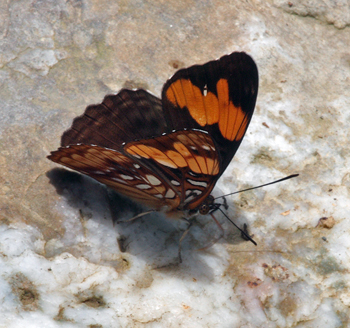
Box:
165, 194, 216, 220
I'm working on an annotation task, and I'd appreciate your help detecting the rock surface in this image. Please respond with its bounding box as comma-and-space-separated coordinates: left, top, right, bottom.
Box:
0, 0, 349, 326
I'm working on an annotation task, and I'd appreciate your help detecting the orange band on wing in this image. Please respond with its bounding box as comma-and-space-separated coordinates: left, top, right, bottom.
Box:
126, 142, 220, 175
127, 145, 179, 169
166, 78, 249, 141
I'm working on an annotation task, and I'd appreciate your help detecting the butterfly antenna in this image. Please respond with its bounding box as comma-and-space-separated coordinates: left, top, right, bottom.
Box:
214, 174, 299, 200
218, 208, 257, 245
196, 213, 225, 252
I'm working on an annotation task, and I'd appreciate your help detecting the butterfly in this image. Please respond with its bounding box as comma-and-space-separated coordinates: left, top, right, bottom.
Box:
48, 52, 259, 254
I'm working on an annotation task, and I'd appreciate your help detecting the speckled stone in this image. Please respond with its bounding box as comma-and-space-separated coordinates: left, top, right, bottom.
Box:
0, 0, 349, 326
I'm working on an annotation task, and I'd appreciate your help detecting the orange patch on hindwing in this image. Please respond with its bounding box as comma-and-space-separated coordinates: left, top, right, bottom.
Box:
126, 141, 219, 176
126, 145, 178, 169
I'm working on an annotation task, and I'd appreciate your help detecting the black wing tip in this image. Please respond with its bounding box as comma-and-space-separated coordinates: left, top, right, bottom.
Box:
162, 51, 258, 91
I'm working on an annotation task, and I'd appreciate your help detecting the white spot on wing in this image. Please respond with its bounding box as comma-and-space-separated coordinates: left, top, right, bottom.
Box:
185, 189, 201, 196
146, 175, 161, 186
185, 195, 195, 203
134, 164, 141, 169
120, 174, 134, 180
156, 159, 177, 169
171, 180, 180, 186
165, 189, 176, 199
136, 184, 152, 190
203, 84, 208, 96
154, 194, 163, 199
187, 179, 208, 188
111, 177, 127, 184
93, 170, 106, 175
184, 190, 202, 203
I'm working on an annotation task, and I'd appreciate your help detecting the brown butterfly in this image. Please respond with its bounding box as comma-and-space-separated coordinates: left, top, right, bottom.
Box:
48, 52, 259, 257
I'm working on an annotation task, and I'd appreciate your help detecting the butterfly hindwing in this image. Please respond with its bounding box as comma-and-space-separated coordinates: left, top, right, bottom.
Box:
124, 130, 220, 210
48, 144, 180, 211
48, 129, 221, 214
61, 89, 168, 151
162, 52, 258, 173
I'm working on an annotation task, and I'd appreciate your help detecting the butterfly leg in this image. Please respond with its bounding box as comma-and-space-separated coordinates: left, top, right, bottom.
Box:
178, 219, 193, 263
118, 210, 156, 223
196, 213, 225, 251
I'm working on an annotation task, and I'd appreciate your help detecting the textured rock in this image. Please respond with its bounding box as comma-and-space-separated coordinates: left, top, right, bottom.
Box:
0, 0, 349, 326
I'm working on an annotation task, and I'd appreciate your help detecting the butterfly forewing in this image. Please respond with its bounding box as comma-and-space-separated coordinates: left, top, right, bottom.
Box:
162, 52, 258, 173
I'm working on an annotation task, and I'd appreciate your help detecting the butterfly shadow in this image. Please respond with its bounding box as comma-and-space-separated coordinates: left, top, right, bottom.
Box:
46, 168, 253, 277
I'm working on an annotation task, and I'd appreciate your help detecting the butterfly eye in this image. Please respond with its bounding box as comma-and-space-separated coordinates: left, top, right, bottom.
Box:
198, 195, 215, 215
199, 203, 210, 215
